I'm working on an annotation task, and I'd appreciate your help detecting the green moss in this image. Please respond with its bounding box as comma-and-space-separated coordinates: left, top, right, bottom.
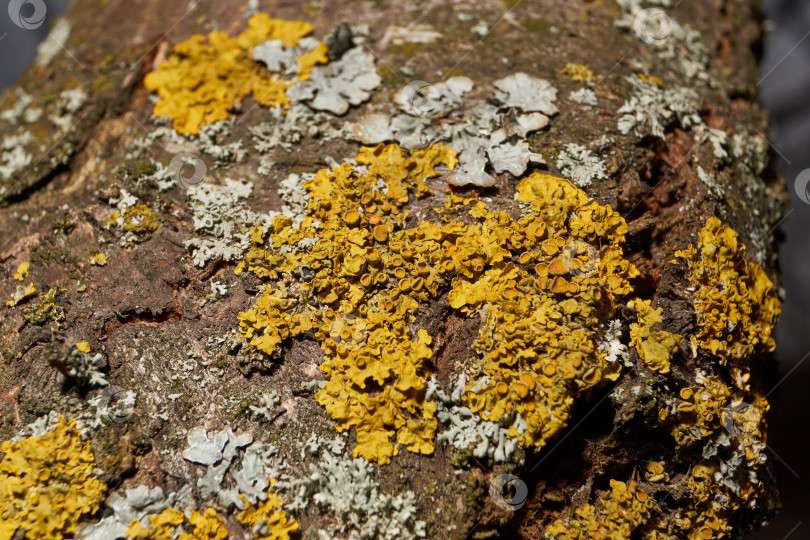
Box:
379, 65, 411, 89
128, 159, 157, 179
91, 74, 114, 96
52, 219, 75, 234
522, 17, 550, 33
22, 287, 66, 330
389, 42, 423, 56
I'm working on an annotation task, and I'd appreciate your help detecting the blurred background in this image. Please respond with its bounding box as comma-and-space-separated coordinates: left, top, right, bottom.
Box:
751, 0, 810, 537
1, 0, 807, 537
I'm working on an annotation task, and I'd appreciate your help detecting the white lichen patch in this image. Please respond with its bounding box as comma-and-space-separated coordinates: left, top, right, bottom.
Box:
447, 146, 493, 187
393, 76, 474, 118
64, 348, 108, 388
555, 143, 607, 188
0, 89, 34, 123
48, 88, 88, 131
569, 88, 598, 106
0, 146, 32, 180
493, 72, 559, 115
184, 179, 277, 267
731, 132, 769, 176
254, 36, 323, 76
617, 77, 701, 138
79, 485, 194, 540
427, 376, 523, 463
354, 76, 553, 187
697, 165, 724, 200
249, 103, 350, 153
596, 319, 630, 365
380, 23, 442, 47
616, 0, 710, 83
273, 435, 427, 539
287, 46, 381, 115
351, 112, 395, 145
35, 18, 72, 67
250, 391, 281, 423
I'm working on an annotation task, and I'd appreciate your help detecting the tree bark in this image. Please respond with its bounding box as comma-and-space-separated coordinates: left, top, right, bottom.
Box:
0, 0, 786, 539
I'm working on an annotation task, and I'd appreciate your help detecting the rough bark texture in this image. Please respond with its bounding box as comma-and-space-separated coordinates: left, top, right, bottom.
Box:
0, 0, 786, 539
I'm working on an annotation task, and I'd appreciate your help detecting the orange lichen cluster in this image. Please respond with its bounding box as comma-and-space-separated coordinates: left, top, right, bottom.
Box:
0, 417, 107, 540
628, 298, 683, 373
127, 507, 229, 540
560, 62, 595, 83
144, 14, 328, 134
236, 143, 456, 464
674, 217, 780, 366
649, 372, 770, 539
235, 144, 641, 463
12, 262, 28, 281
545, 480, 653, 539
106, 203, 160, 246
237, 487, 299, 540
127, 486, 297, 540
456, 174, 637, 449
658, 376, 733, 448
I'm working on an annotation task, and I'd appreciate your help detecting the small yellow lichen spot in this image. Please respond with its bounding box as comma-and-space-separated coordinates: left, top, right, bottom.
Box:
181, 508, 228, 540
561, 62, 595, 83
674, 217, 781, 366
628, 298, 683, 373
90, 253, 108, 266
645, 461, 670, 484
144, 13, 327, 134
12, 261, 29, 281
0, 416, 107, 540
637, 72, 664, 87
106, 203, 160, 246
237, 483, 298, 540
297, 42, 329, 81
76, 341, 91, 353
6, 282, 37, 307
126, 507, 185, 540
545, 480, 653, 539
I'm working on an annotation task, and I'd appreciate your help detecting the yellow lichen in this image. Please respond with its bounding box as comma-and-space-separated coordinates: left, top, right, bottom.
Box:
0, 416, 107, 540
637, 73, 664, 87
106, 203, 160, 246
659, 376, 732, 447
127, 507, 229, 540
628, 298, 683, 373
644, 461, 669, 484
6, 282, 36, 307
144, 14, 327, 134
127, 508, 185, 540
236, 143, 456, 463
458, 173, 638, 450
76, 341, 91, 353
182, 508, 228, 540
13, 262, 29, 281
236, 483, 298, 540
546, 480, 653, 539
560, 62, 595, 83
21, 287, 66, 330
90, 253, 107, 266
236, 146, 641, 462
674, 217, 780, 366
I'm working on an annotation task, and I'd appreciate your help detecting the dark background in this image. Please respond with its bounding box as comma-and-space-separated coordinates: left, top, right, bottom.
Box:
1, 1, 807, 537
